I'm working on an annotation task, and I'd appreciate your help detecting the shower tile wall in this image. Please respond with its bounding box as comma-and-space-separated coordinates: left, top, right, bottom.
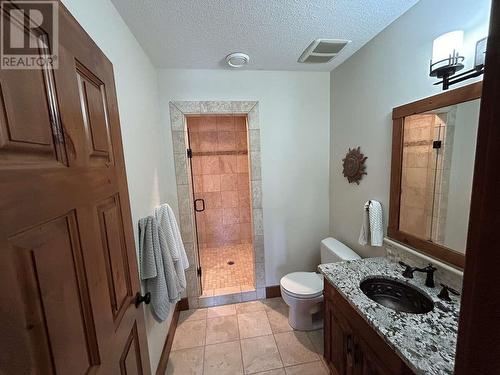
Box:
400, 113, 452, 242
187, 115, 252, 249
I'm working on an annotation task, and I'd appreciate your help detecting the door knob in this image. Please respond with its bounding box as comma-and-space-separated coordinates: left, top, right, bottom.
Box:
134, 292, 151, 307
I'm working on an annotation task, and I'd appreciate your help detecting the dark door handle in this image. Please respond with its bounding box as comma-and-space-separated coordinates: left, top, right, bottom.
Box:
134, 292, 151, 307
194, 198, 205, 212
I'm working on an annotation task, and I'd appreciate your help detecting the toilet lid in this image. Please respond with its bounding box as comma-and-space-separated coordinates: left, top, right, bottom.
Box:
280, 272, 323, 298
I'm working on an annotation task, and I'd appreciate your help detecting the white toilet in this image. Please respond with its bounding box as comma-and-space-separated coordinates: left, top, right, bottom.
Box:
280, 237, 360, 331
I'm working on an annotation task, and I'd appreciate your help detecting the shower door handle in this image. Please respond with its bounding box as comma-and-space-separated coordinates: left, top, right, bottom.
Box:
194, 199, 205, 212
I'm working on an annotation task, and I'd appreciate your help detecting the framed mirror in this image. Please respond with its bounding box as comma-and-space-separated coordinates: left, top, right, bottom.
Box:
388, 82, 482, 268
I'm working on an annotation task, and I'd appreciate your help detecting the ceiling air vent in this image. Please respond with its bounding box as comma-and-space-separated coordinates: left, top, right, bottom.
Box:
298, 39, 350, 63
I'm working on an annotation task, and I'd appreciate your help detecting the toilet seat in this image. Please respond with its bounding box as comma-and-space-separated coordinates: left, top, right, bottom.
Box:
280, 272, 323, 299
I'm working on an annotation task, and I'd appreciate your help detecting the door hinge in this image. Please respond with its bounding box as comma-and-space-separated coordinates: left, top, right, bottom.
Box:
433, 140, 442, 149
197, 267, 202, 277
187, 148, 193, 158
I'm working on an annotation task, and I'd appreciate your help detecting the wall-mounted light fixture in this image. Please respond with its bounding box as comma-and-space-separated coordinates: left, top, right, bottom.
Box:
430, 31, 486, 90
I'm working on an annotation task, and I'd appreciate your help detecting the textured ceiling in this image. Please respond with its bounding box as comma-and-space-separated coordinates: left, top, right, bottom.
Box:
111, 0, 419, 71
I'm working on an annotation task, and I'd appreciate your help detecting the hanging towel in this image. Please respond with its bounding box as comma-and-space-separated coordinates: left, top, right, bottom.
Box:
358, 201, 370, 246
155, 204, 189, 290
138, 216, 180, 322
368, 200, 384, 247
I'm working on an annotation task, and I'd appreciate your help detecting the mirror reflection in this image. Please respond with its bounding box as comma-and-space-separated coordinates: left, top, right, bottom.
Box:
399, 99, 480, 253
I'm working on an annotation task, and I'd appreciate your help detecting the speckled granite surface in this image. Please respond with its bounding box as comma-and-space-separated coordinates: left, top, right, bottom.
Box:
318, 257, 460, 375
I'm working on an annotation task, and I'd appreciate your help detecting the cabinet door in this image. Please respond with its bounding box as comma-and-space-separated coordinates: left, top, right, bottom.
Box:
357, 338, 392, 375
324, 296, 333, 366
325, 296, 346, 375
338, 313, 355, 375
325, 282, 415, 375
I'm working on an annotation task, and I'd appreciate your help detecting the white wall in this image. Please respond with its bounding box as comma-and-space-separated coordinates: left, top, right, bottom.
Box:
61, 0, 171, 372
158, 69, 331, 285
330, 0, 491, 258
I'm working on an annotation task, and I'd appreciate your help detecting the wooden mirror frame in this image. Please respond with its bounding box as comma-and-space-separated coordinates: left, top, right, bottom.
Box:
388, 82, 483, 269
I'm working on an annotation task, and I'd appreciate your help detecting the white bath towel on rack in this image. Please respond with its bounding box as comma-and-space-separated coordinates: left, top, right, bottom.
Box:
155, 204, 189, 290
138, 216, 180, 322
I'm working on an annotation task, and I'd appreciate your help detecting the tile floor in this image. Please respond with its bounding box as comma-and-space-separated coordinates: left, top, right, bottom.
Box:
200, 243, 255, 294
167, 298, 327, 375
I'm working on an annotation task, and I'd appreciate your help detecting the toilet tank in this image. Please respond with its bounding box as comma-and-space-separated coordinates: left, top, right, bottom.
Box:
320, 237, 361, 264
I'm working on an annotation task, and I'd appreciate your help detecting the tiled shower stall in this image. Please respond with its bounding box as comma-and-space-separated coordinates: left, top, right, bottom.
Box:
187, 115, 254, 294
169, 101, 265, 308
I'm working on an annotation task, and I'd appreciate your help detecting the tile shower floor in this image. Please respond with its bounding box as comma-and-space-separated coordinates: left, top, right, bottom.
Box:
167, 298, 327, 375
200, 244, 255, 295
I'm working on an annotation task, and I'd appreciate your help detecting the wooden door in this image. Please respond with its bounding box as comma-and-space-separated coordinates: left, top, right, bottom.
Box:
0, 3, 151, 374
455, 1, 500, 373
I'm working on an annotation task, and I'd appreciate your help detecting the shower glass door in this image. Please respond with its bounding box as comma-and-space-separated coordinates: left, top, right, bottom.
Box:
186, 115, 255, 296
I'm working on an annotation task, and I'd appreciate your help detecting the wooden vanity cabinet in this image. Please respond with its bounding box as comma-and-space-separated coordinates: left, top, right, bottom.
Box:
323, 281, 415, 375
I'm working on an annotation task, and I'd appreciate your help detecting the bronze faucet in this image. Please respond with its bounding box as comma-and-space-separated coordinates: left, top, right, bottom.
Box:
399, 261, 437, 288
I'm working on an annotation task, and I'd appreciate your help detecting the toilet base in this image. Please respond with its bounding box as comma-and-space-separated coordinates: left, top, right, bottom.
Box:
288, 302, 324, 331
281, 287, 324, 331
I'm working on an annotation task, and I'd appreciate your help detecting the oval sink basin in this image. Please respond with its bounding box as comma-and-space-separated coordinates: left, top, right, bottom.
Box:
360, 277, 434, 314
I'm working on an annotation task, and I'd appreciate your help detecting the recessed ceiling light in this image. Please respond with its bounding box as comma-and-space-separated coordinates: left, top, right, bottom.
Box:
226, 52, 250, 68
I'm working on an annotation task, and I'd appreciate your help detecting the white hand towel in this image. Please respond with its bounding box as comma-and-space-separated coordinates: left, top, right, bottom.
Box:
368, 200, 384, 247
358, 201, 370, 246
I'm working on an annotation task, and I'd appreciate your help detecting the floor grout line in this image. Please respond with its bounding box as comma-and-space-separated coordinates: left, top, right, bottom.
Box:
236, 315, 244, 374
201, 344, 205, 375
272, 332, 286, 371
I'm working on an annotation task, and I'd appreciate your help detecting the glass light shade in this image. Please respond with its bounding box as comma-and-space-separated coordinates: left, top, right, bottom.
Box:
432, 31, 464, 63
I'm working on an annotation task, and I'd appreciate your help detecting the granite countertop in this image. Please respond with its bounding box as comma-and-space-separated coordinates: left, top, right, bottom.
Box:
318, 257, 460, 375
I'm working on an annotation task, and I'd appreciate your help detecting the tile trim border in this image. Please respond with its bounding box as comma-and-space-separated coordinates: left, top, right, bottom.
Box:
169, 101, 265, 307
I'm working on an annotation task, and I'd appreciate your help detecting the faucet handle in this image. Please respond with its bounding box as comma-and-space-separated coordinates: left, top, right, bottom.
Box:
438, 284, 460, 301
398, 261, 414, 278
425, 263, 437, 272
441, 283, 460, 295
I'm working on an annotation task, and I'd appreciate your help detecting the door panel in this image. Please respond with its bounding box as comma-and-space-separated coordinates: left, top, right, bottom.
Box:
4, 212, 99, 374
0, 5, 66, 166
323, 297, 332, 367
75, 62, 114, 167
120, 323, 144, 375
97, 195, 133, 324
0, 61, 65, 166
0, 3, 150, 374
325, 299, 346, 375
358, 338, 391, 375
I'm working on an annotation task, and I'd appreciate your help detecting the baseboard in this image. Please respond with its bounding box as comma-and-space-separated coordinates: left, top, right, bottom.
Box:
155, 297, 189, 375
178, 297, 189, 311
266, 285, 281, 298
